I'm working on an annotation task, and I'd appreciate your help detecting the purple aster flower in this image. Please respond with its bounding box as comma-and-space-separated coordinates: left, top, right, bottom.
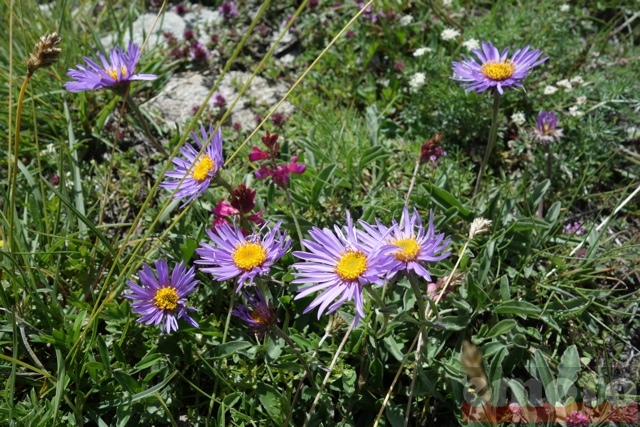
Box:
232, 289, 278, 339
65, 41, 157, 94
292, 213, 396, 325
358, 208, 451, 281
452, 41, 547, 94
161, 124, 224, 206
196, 221, 291, 291
534, 111, 563, 143
125, 260, 199, 333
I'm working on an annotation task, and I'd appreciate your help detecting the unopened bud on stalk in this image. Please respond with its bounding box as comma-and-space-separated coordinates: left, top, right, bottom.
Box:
26, 32, 62, 75
468, 217, 492, 239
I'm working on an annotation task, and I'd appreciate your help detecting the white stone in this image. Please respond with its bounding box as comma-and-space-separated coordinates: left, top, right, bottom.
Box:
101, 12, 186, 48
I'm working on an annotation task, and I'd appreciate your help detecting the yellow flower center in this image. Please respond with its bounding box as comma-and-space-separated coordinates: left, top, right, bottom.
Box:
251, 307, 270, 325
393, 237, 421, 262
192, 155, 215, 182
481, 60, 515, 81
232, 242, 267, 271
153, 287, 179, 311
335, 250, 367, 281
106, 65, 128, 81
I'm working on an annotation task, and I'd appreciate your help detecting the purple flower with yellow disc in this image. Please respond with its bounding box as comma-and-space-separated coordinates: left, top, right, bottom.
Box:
161, 125, 224, 206
196, 221, 291, 291
358, 207, 451, 281
452, 41, 547, 94
534, 111, 563, 143
292, 213, 396, 326
232, 290, 278, 339
125, 260, 199, 334
65, 41, 157, 93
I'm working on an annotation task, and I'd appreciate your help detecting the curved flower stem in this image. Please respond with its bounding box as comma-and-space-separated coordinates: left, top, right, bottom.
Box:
404, 159, 421, 207
124, 94, 169, 157
473, 91, 501, 197
404, 274, 429, 426
274, 325, 317, 389
8, 71, 33, 252
212, 174, 235, 197
284, 187, 305, 250
303, 321, 355, 427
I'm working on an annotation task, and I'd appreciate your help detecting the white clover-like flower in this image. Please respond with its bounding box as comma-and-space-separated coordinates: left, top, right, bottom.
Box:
559, 4, 570, 12
441, 28, 460, 41
511, 111, 526, 126
442, 0, 452, 6
543, 85, 559, 95
556, 79, 572, 90
462, 38, 480, 51
570, 75, 584, 85
399, 15, 413, 26
576, 96, 587, 105
409, 72, 427, 91
413, 47, 432, 57
568, 106, 583, 117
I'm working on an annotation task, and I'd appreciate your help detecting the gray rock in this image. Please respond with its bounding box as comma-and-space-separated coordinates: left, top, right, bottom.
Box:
183, 8, 223, 27
144, 70, 294, 131
101, 11, 186, 48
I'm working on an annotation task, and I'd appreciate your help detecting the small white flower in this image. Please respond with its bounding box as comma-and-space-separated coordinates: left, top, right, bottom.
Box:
442, 0, 452, 6
378, 78, 390, 87
576, 96, 587, 105
543, 85, 558, 95
568, 106, 583, 117
462, 38, 480, 51
441, 27, 460, 41
511, 111, 526, 126
570, 75, 584, 85
413, 47, 432, 57
559, 4, 570, 12
409, 72, 426, 91
399, 15, 413, 26
556, 79, 573, 90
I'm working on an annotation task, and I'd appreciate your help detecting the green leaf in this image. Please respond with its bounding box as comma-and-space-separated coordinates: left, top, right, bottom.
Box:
499, 276, 510, 301
530, 179, 551, 207
311, 164, 337, 205
383, 335, 405, 362
256, 383, 287, 422
214, 341, 252, 359
485, 320, 517, 339
494, 301, 541, 317
534, 349, 557, 405
557, 345, 581, 400
421, 184, 473, 220
488, 347, 508, 406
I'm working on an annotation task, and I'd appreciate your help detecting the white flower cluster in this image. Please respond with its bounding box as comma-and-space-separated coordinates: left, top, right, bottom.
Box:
409, 72, 427, 91
511, 111, 526, 126
441, 28, 460, 41
413, 47, 432, 57
399, 15, 413, 26
462, 38, 480, 51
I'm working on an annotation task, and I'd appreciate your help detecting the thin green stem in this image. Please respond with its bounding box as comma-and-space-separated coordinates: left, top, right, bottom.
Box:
285, 188, 305, 250
473, 91, 501, 197
404, 274, 428, 426
274, 325, 317, 388
404, 159, 421, 207
125, 94, 169, 156
303, 321, 355, 427
538, 144, 553, 218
